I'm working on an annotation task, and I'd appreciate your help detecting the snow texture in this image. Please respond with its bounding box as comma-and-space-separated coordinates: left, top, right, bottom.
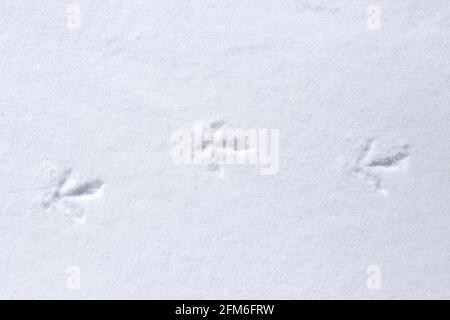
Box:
0, 0, 449, 299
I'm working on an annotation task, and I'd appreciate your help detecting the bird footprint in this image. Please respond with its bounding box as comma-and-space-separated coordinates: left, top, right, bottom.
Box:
43, 169, 104, 222
354, 139, 409, 195
197, 120, 254, 176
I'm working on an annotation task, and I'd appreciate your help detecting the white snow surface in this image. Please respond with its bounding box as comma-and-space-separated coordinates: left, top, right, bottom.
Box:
0, 0, 449, 299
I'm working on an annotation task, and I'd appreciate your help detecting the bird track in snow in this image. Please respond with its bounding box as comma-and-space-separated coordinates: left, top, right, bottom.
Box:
42, 169, 104, 223
353, 139, 410, 195
195, 120, 254, 178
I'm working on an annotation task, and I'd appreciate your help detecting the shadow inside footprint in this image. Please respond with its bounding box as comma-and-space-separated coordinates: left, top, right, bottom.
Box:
62, 180, 104, 197
368, 151, 408, 168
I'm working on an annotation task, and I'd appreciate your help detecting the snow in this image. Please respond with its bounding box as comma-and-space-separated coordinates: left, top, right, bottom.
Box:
0, 0, 449, 299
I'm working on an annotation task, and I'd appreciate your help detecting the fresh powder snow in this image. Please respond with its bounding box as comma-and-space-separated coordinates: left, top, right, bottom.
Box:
0, 0, 449, 299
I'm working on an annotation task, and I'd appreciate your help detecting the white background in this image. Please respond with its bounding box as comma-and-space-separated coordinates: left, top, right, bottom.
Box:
0, 0, 449, 299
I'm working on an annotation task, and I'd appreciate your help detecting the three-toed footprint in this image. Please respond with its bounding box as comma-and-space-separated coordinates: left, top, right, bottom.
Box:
42, 169, 104, 223
353, 139, 409, 195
